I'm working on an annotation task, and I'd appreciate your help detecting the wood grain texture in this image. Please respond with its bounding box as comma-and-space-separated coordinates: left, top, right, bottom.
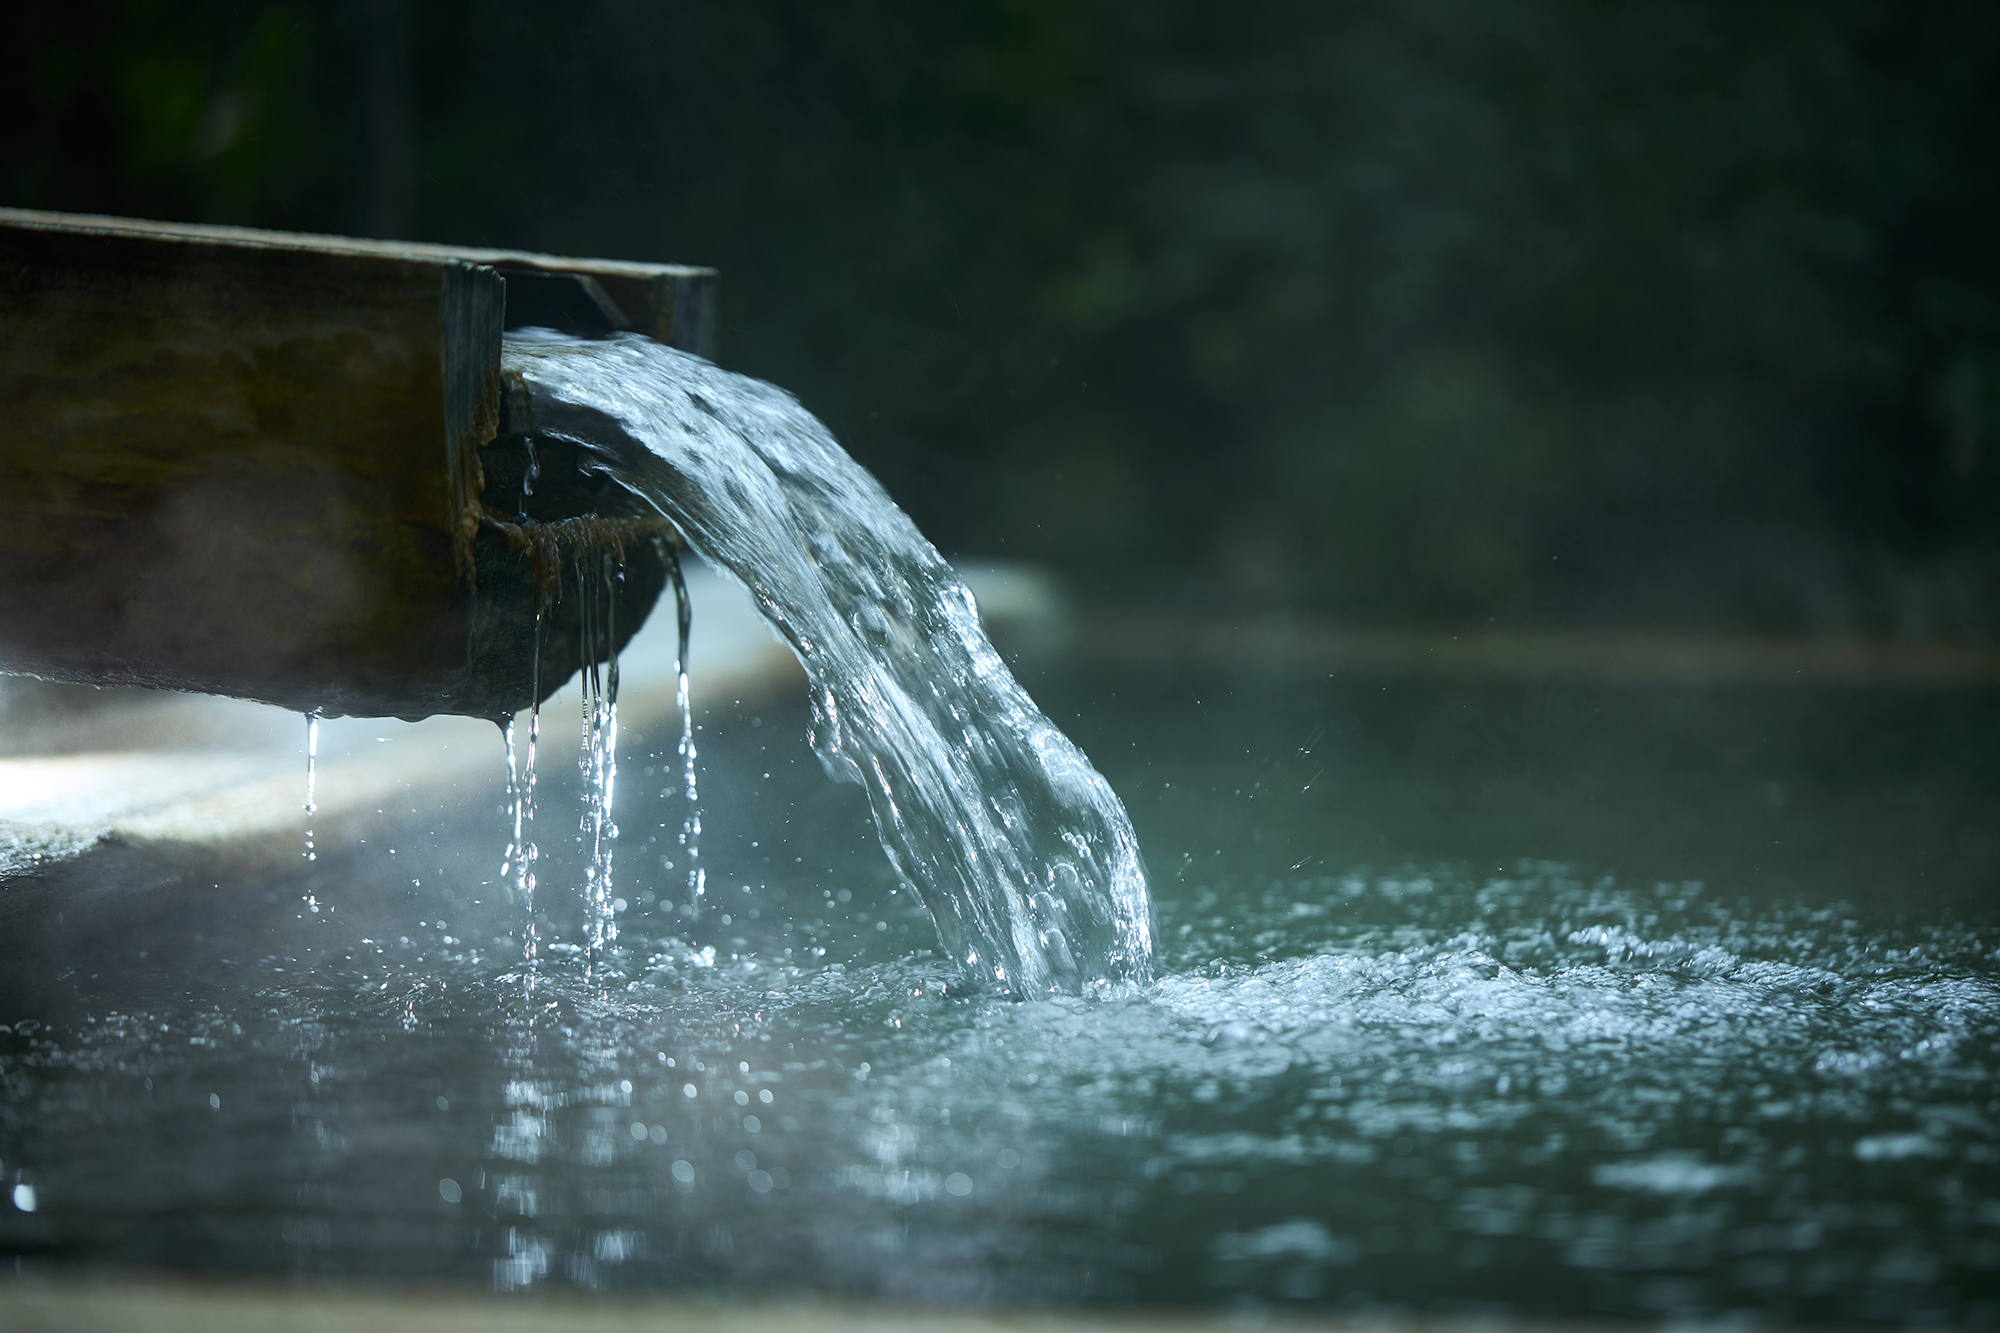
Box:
0, 210, 711, 719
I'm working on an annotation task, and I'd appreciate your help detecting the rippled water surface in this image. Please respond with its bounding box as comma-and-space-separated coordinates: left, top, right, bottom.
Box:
2, 669, 1996, 1324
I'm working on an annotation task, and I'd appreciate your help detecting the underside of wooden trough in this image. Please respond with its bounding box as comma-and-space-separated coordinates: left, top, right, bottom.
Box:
0, 209, 713, 720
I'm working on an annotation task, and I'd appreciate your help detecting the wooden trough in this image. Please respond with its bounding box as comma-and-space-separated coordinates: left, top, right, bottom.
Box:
0, 209, 713, 720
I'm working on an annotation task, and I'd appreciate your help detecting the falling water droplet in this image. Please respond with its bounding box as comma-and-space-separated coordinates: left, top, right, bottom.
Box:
508, 608, 548, 980
302, 712, 322, 916
669, 550, 703, 919
499, 715, 521, 883
579, 550, 624, 982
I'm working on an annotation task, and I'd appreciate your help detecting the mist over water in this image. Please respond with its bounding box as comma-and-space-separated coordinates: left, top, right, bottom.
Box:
498, 330, 1154, 995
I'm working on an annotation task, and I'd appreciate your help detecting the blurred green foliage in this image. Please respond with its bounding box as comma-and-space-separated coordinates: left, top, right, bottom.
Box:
9, 0, 1998, 632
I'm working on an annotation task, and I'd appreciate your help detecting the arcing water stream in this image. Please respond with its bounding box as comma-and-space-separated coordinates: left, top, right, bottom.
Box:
498, 330, 1155, 995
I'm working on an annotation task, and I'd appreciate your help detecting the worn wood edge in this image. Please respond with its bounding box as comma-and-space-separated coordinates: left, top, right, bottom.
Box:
442, 266, 506, 576
665, 269, 721, 359
483, 514, 683, 605
0, 207, 715, 283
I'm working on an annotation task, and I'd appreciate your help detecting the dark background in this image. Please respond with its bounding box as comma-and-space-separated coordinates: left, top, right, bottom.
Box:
10, 0, 1998, 634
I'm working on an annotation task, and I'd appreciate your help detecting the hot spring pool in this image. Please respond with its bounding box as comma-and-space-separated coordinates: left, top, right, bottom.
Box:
1, 661, 1996, 1325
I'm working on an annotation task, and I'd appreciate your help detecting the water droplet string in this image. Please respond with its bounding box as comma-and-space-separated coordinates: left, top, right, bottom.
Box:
301, 712, 322, 916
578, 549, 622, 980
669, 548, 703, 921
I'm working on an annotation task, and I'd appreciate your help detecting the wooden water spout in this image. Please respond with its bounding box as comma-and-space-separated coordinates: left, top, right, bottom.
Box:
0, 209, 713, 720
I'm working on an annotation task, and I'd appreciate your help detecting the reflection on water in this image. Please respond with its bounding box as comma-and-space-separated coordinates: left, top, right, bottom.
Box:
1, 671, 1996, 1324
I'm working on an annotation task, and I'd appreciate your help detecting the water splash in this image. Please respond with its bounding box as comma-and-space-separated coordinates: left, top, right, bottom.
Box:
501, 331, 1153, 994
12, 861, 1996, 1316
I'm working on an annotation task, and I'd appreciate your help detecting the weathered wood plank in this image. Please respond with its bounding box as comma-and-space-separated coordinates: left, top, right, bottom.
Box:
0, 209, 713, 719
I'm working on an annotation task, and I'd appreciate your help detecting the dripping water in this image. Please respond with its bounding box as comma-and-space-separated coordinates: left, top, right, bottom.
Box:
667, 549, 702, 920
498, 714, 537, 978
576, 550, 622, 978
301, 711, 321, 916
499, 716, 520, 882
501, 331, 1154, 994
512, 609, 544, 976
509, 420, 547, 982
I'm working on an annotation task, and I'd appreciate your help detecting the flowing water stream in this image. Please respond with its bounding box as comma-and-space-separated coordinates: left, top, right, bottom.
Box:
500, 330, 1154, 996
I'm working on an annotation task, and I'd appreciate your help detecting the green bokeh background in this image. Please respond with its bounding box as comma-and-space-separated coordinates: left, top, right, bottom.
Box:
10, 1, 1998, 633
